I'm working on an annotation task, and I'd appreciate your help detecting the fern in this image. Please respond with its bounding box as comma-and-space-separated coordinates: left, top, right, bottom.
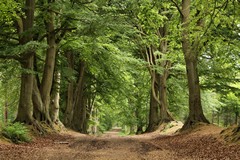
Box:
1, 122, 31, 144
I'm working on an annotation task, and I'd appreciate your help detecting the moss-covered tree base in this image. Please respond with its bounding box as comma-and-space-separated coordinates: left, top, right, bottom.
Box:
181, 115, 210, 131
28, 120, 48, 135
52, 121, 65, 132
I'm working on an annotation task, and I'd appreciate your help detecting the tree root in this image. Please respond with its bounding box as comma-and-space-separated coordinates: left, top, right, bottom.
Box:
31, 120, 47, 135
180, 116, 210, 131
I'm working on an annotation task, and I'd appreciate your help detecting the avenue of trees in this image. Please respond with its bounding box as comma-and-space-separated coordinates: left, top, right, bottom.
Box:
0, 0, 239, 134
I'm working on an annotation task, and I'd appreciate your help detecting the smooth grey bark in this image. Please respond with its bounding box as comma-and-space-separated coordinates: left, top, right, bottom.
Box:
135, 100, 144, 134
158, 25, 174, 124
40, 3, 57, 123
15, 0, 35, 124
50, 71, 62, 125
181, 0, 209, 130
159, 69, 174, 123
145, 81, 160, 132
32, 76, 43, 121
71, 61, 88, 133
16, 57, 34, 123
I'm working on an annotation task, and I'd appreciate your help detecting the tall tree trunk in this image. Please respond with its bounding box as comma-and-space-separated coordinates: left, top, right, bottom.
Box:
50, 71, 62, 125
32, 53, 44, 121
4, 101, 8, 123
135, 100, 144, 134
83, 96, 94, 133
15, 0, 35, 124
32, 76, 43, 121
159, 69, 174, 123
145, 76, 160, 132
40, 4, 56, 123
83, 101, 90, 133
91, 107, 98, 134
72, 95, 87, 133
4, 84, 8, 123
143, 46, 161, 132
158, 25, 174, 124
71, 62, 87, 133
64, 52, 74, 127
16, 57, 34, 123
181, 0, 209, 130
183, 58, 209, 128
142, 14, 175, 132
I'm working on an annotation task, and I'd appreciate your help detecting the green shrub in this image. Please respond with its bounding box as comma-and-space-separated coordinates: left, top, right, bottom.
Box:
1, 122, 31, 143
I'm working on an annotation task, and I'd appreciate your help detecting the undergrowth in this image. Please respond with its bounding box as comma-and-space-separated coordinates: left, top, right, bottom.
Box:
1, 122, 32, 144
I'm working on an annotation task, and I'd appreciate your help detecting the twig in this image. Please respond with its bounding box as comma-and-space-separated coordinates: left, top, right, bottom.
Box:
170, 0, 184, 18
54, 141, 69, 144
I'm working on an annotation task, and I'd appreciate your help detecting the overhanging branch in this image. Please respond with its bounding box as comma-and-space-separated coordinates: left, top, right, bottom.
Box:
0, 54, 20, 61
170, 0, 184, 18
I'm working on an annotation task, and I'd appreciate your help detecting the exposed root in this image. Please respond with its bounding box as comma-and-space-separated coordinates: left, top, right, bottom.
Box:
180, 116, 210, 131
52, 120, 66, 132
29, 120, 64, 135
29, 120, 47, 135
180, 122, 213, 134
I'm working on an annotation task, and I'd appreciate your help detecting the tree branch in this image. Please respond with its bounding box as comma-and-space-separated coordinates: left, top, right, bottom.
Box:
170, 0, 184, 18
0, 54, 20, 61
203, 0, 228, 36
55, 27, 77, 44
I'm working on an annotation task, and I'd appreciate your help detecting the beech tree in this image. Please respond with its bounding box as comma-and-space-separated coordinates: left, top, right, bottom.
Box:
179, 0, 210, 129
0, 0, 70, 129
129, 0, 176, 132
12, 0, 35, 124
171, 0, 240, 129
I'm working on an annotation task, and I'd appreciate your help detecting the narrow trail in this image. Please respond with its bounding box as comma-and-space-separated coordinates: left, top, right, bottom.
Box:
0, 124, 240, 160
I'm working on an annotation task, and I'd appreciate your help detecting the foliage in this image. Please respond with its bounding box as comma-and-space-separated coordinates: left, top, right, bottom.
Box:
1, 122, 31, 143
0, 0, 20, 24
168, 76, 188, 121
0, 60, 21, 122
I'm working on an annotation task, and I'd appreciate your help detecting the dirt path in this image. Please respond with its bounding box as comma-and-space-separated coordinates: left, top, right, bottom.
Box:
0, 125, 240, 160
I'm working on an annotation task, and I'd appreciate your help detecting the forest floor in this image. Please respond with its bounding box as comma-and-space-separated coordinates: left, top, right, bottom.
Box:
0, 122, 240, 160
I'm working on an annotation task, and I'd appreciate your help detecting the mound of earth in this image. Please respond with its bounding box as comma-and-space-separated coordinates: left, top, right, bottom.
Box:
151, 123, 239, 159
